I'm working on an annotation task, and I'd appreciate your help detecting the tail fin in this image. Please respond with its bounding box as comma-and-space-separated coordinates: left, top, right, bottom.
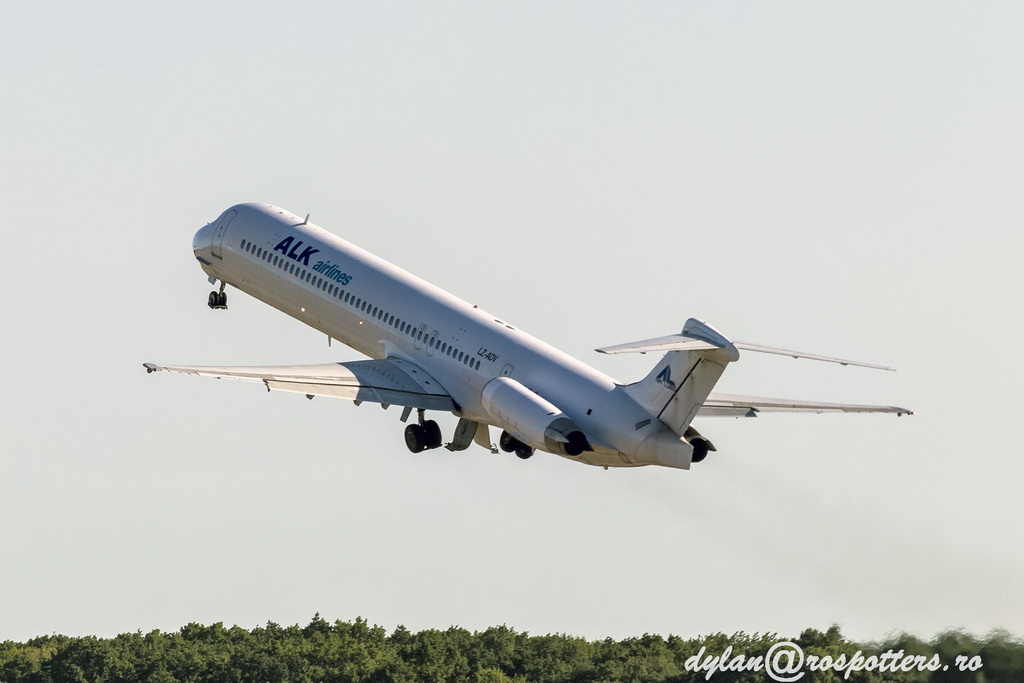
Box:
618, 319, 739, 436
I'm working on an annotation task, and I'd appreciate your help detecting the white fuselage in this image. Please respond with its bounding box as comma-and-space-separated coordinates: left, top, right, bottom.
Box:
192, 203, 694, 469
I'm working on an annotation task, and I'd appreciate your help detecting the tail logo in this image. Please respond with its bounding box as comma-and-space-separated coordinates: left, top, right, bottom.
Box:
655, 366, 676, 391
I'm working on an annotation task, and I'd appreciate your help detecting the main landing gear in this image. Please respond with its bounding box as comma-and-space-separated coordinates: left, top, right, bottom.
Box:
404, 410, 443, 453
499, 430, 534, 460
207, 282, 228, 309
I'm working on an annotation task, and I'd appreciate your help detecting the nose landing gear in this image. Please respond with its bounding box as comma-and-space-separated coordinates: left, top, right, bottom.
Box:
207, 282, 228, 309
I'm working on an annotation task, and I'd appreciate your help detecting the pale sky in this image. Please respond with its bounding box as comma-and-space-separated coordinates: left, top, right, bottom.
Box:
2, 2, 1022, 644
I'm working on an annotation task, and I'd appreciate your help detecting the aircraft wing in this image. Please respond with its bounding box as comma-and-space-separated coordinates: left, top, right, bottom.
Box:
143, 357, 458, 411
699, 393, 912, 417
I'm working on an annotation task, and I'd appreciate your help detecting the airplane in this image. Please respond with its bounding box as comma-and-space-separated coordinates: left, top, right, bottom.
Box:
144, 203, 911, 471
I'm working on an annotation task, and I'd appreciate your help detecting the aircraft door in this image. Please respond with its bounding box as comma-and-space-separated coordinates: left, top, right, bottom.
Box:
211, 209, 237, 259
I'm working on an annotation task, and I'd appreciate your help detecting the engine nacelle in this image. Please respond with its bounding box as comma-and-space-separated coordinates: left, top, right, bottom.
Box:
481, 377, 591, 456
634, 427, 695, 470
683, 425, 716, 463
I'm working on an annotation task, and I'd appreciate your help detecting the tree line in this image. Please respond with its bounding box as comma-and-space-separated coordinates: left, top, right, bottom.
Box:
0, 615, 1021, 682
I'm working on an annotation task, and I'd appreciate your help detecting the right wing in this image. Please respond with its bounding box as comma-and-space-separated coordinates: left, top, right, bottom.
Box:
143, 357, 458, 411
699, 393, 912, 417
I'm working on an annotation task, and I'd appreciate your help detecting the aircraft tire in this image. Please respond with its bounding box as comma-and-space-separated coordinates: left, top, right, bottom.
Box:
422, 420, 442, 449
218, 291, 228, 307
404, 424, 426, 453
499, 430, 517, 453
207, 291, 218, 308
515, 446, 534, 460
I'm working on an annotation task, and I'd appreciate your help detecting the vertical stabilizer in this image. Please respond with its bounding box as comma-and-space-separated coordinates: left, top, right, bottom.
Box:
623, 319, 739, 436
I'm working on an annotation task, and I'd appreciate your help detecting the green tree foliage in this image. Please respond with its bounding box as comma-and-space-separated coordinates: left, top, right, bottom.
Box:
0, 618, 1020, 682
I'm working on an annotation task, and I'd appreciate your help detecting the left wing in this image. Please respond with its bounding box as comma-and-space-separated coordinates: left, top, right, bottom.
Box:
699, 393, 912, 417
143, 357, 458, 411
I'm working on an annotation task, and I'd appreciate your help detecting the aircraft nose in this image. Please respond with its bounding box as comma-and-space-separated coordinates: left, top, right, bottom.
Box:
193, 223, 213, 254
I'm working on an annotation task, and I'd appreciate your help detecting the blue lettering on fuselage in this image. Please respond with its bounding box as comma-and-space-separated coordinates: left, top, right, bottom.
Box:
274, 236, 320, 266
312, 260, 353, 286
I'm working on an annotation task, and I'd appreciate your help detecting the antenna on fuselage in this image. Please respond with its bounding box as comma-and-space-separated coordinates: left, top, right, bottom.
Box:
302, 213, 310, 225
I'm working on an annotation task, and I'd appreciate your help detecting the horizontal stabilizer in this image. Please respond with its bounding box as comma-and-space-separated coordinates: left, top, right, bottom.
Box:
732, 341, 895, 371
596, 335, 720, 355
700, 393, 913, 417
599, 334, 895, 371
619, 319, 739, 438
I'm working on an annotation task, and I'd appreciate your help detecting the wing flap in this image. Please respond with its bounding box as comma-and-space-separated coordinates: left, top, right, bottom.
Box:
143, 358, 457, 411
700, 393, 912, 417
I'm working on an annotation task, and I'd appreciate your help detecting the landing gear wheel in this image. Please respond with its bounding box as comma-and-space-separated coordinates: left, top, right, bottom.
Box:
207, 290, 228, 309
422, 420, 442, 450
499, 430, 517, 453
515, 446, 534, 460
404, 424, 426, 453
